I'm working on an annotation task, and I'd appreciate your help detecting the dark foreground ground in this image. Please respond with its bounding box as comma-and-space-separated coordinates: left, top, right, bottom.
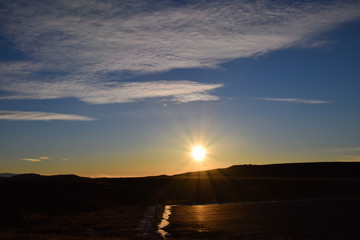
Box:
166, 199, 360, 240
1, 162, 360, 239
0, 205, 153, 240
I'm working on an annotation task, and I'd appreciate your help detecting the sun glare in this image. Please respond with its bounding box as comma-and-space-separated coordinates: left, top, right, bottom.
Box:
191, 146, 206, 161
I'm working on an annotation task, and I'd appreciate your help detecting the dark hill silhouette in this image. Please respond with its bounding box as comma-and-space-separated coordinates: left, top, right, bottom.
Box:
1, 161, 360, 228
12, 173, 43, 179
174, 162, 360, 179
0, 173, 16, 178
5, 162, 360, 180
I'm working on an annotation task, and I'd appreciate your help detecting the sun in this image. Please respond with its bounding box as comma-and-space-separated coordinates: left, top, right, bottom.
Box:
191, 145, 206, 161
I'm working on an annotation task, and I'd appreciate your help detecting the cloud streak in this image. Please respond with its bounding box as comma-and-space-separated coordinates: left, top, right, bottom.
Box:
21, 158, 41, 162
257, 97, 330, 104
0, 80, 223, 104
0, 0, 359, 103
0, 110, 95, 121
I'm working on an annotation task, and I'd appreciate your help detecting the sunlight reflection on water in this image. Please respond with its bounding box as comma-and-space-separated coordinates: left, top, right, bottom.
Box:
158, 205, 172, 239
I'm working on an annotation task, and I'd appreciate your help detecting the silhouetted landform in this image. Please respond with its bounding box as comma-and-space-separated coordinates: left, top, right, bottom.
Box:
174, 162, 360, 179
12, 173, 81, 180
0, 173, 17, 178
1, 162, 360, 236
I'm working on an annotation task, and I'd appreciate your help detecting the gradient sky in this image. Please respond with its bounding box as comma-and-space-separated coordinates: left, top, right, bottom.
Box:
1, 0, 360, 177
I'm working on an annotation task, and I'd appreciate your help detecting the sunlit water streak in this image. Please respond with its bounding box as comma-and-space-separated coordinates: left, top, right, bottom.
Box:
157, 205, 173, 239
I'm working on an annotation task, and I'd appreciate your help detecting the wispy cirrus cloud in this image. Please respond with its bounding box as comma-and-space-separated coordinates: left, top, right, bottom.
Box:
0, 80, 223, 104
256, 97, 330, 104
0, 0, 359, 103
0, 110, 95, 121
21, 158, 41, 162
21, 156, 68, 162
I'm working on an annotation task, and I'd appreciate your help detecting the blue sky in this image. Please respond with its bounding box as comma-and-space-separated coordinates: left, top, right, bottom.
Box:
1, 0, 360, 176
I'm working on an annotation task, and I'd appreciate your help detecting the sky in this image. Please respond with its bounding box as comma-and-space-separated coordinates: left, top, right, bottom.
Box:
0, 0, 360, 177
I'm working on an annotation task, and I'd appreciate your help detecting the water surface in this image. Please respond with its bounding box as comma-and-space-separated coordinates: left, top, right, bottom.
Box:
157, 205, 172, 239
166, 199, 360, 239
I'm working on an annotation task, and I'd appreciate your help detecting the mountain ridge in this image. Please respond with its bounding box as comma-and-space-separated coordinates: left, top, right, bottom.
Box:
3, 162, 360, 179
174, 161, 360, 179
0, 173, 17, 178
1, 161, 360, 214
